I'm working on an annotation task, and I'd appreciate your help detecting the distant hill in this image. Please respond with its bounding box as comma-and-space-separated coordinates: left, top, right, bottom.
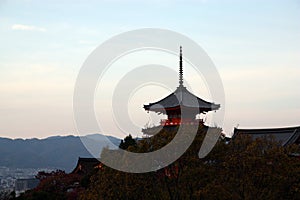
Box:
0, 134, 120, 172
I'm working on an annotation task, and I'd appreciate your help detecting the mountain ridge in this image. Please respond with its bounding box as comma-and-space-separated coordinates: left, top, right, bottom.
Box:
0, 134, 121, 172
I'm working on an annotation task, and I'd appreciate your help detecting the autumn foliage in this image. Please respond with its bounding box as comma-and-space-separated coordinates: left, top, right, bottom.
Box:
17, 125, 300, 200
81, 125, 300, 200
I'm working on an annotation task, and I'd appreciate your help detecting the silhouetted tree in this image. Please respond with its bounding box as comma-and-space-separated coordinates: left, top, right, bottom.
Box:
80, 125, 300, 200
119, 134, 137, 150
18, 125, 300, 200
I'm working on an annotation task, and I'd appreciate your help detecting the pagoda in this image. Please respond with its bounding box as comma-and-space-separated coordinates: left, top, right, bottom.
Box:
143, 46, 220, 127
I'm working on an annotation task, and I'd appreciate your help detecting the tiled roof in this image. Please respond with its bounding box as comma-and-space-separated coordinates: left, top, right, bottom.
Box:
71, 157, 100, 174
144, 85, 220, 113
234, 126, 300, 146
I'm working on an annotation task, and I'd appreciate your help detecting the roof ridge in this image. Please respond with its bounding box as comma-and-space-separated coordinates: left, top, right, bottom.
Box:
284, 129, 300, 146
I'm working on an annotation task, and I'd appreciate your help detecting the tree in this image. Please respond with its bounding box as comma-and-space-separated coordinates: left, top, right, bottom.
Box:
119, 134, 137, 150
0, 190, 14, 200
80, 125, 300, 199
16, 170, 84, 200
18, 124, 300, 199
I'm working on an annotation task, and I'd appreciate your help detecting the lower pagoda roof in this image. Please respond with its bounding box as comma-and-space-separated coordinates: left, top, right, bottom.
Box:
143, 85, 220, 113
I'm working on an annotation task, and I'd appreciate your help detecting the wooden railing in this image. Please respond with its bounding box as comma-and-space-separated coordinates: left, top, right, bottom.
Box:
160, 119, 203, 126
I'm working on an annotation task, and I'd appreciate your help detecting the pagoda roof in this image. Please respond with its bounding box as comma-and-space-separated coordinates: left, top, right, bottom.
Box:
233, 126, 300, 146
143, 46, 220, 114
144, 85, 220, 113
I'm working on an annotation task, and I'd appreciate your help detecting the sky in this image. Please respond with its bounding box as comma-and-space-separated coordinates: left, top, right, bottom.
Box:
0, 0, 300, 139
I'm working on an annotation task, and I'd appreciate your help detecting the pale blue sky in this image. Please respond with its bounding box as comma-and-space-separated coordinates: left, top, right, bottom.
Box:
0, 0, 300, 138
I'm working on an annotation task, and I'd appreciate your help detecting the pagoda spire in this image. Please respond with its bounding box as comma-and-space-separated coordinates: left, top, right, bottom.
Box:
179, 46, 183, 86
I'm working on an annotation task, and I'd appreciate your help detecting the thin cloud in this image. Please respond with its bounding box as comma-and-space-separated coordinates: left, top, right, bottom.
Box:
11, 24, 46, 32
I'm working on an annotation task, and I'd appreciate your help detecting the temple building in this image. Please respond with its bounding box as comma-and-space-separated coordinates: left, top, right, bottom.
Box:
233, 126, 300, 146
71, 157, 102, 175
143, 47, 220, 132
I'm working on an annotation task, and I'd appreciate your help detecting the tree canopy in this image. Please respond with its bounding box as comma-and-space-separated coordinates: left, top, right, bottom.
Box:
16, 125, 300, 200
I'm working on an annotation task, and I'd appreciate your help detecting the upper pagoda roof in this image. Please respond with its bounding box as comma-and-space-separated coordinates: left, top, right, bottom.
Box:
144, 85, 220, 113
143, 46, 220, 113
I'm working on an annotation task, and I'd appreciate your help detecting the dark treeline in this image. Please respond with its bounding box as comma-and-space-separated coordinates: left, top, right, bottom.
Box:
14, 125, 300, 200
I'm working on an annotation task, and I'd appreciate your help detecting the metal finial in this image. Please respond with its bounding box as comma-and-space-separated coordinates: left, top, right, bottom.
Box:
179, 46, 183, 86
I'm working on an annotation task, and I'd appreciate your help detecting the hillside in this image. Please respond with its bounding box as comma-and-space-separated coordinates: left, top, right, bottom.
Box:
0, 134, 120, 172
